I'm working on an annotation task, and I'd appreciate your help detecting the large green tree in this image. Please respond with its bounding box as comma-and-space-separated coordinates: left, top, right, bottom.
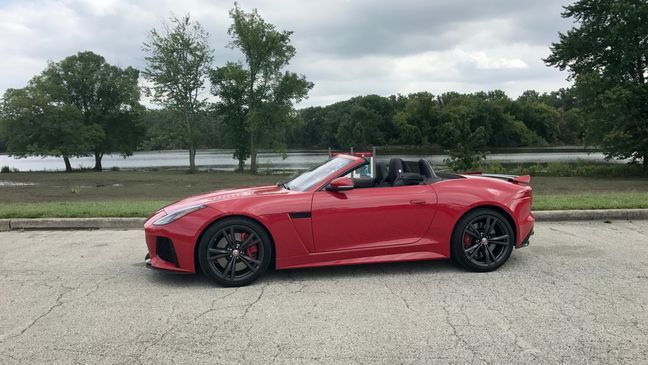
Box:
143, 14, 213, 172
210, 4, 312, 174
393, 92, 440, 145
0, 78, 102, 172
437, 108, 488, 171
42, 51, 143, 171
545, 0, 648, 167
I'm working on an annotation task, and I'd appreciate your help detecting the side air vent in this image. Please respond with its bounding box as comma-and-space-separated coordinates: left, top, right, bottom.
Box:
156, 237, 178, 266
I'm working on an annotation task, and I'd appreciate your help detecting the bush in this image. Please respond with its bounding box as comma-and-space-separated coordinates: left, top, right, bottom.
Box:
488, 161, 648, 178
110, 166, 120, 172
479, 161, 506, 174
1, 166, 10, 173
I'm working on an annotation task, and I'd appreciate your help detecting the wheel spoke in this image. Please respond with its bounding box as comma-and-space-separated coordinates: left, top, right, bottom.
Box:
467, 244, 481, 259
230, 227, 238, 247
465, 225, 480, 238
483, 217, 493, 235
490, 220, 501, 236
240, 254, 260, 265
209, 248, 230, 255
465, 243, 479, 253
239, 233, 259, 250
222, 229, 234, 247
490, 234, 508, 241
208, 248, 230, 261
229, 257, 237, 278
485, 245, 496, 262
490, 238, 509, 246
483, 245, 491, 264
221, 257, 233, 276
239, 256, 259, 272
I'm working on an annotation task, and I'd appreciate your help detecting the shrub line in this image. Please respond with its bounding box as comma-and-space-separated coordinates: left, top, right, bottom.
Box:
2, 209, 648, 231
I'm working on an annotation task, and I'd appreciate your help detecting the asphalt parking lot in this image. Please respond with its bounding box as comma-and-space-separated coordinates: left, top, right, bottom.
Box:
1, 221, 647, 364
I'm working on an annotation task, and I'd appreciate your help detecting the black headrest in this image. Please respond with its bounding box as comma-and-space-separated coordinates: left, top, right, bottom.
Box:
418, 159, 436, 178
374, 161, 387, 181
385, 158, 404, 183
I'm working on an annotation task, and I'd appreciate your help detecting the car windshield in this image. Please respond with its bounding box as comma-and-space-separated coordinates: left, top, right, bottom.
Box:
285, 156, 354, 192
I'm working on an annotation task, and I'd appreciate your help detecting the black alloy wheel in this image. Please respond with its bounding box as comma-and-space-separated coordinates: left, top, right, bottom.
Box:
451, 209, 514, 272
198, 217, 271, 287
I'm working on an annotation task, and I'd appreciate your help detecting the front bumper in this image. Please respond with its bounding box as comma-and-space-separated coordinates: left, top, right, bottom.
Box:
143, 206, 222, 273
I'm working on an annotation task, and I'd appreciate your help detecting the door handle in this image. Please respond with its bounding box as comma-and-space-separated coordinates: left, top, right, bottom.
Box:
410, 199, 426, 205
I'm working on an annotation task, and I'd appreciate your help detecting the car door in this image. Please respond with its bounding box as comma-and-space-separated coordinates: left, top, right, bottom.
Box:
311, 184, 437, 252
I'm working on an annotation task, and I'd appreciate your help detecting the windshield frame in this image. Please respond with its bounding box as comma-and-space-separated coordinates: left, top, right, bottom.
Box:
284, 155, 361, 192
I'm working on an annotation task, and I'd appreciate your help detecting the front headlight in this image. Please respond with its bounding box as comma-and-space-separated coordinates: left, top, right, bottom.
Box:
153, 205, 207, 226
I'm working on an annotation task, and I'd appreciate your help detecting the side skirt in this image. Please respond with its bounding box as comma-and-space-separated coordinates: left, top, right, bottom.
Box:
276, 241, 447, 270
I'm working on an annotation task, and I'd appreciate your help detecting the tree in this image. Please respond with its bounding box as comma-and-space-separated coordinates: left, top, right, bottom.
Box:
210, 4, 312, 174
143, 14, 213, 172
437, 111, 488, 171
42, 51, 143, 171
511, 100, 561, 143
0, 79, 102, 172
393, 92, 440, 145
210, 62, 250, 170
545, 0, 648, 166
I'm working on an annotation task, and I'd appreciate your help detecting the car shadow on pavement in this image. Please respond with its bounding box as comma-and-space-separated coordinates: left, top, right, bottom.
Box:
265, 259, 460, 283
140, 267, 213, 287
139, 253, 532, 288
139, 258, 465, 288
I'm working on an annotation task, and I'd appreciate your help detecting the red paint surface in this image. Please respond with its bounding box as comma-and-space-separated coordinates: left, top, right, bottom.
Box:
144, 155, 535, 272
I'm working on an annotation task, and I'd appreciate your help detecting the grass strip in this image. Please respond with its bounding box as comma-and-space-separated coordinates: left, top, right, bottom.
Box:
532, 192, 648, 211
0, 200, 171, 219
1, 192, 648, 218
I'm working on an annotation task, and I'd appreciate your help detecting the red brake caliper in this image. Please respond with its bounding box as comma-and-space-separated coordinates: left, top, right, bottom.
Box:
240, 232, 258, 257
463, 234, 472, 247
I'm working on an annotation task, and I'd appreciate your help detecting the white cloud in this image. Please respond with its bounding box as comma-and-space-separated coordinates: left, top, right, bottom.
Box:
0, 0, 573, 107
456, 50, 528, 70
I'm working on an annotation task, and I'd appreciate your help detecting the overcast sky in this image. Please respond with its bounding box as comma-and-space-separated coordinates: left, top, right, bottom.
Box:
0, 0, 574, 107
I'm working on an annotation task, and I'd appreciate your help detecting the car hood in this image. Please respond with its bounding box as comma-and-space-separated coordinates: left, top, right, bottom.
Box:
164, 185, 288, 211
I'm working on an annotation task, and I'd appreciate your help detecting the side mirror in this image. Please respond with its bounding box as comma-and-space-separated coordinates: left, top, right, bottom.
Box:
326, 177, 354, 192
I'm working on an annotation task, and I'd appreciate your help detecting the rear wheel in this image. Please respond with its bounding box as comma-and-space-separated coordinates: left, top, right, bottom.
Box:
451, 209, 514, 272
198, 217, 271, 287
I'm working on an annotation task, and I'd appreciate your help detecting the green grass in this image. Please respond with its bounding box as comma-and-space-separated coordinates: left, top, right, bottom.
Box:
1, 170, 647, 218
0, 169, 284, 204
533, 192, 648, 211
0, 201, 172, 219
2, 192, 647, 218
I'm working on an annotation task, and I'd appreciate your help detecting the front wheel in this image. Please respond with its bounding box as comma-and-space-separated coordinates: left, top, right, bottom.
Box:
198, 217, 272, 287
451, 209, 514, 272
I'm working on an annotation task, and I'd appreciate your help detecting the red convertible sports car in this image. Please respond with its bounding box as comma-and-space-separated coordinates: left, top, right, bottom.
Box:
144, 155, 535, 286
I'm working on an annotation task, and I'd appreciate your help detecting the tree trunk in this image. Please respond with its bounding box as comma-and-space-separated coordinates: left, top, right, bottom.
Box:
238, 159, 245, 172
63, 156, 72, 173
643, 154, 648, 169
250, 133, 257, 175
189, 144, 197, 173
185, 112, 197, 173
93, 150, 103, 171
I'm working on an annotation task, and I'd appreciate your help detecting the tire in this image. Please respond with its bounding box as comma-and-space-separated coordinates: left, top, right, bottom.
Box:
451, 208, 514, 272
198, 217, 272, 287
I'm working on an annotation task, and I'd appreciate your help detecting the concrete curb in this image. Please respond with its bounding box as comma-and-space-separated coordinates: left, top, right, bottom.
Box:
0, 218, 144, 231
0, 209, 647, 231
534, 209, 648, 222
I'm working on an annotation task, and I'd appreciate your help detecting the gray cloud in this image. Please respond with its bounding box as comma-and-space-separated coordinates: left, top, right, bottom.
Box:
0, 0, 574, 107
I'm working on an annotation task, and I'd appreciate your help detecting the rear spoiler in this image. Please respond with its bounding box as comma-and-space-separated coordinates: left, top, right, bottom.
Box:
463, 172, 531, 185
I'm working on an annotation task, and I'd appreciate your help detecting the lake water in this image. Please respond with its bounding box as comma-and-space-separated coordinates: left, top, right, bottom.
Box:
0, 148, 619, 172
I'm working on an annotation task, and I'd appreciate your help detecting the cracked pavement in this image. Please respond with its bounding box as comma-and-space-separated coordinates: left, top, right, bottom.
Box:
1, 221, 647, 364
